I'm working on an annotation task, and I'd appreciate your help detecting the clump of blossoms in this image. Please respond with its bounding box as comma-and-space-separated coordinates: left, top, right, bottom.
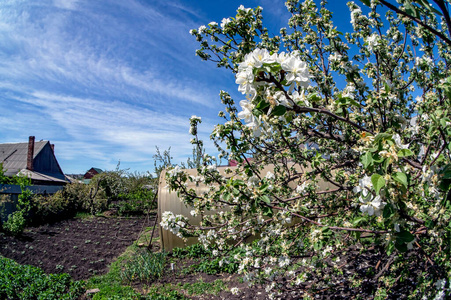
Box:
165, 0, 451, 298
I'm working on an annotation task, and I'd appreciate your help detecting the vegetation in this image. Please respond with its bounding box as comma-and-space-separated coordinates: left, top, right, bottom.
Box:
83, 227, 229, 299
0, 165, 33, 236
121, 250, 167, 284
0, 256, 84, 300
2, 0, 451, 298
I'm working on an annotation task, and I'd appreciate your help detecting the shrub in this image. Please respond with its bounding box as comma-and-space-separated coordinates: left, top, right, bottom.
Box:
30, 190, 81, 224
2, 210, 26, 236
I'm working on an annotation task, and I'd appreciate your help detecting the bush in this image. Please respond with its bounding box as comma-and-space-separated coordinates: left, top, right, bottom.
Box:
2, 210, 26, 236
29, 169, 155, 222
105, 170, 156, 216
30, 189, 82, 224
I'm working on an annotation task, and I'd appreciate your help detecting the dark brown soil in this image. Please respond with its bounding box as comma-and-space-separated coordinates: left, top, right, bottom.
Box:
0, 215, 148, 280
0, 215, 439, 299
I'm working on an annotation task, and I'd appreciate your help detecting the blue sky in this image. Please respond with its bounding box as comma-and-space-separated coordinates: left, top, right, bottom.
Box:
0, 0, 354, 174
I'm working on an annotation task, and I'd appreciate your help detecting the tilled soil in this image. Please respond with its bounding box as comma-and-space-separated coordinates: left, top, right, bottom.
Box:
0, 215, 438, 299
0, 215, 147, 280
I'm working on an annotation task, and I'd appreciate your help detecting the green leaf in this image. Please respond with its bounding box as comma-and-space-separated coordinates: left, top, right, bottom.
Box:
255, 98, 269, 110
233, 180, 245, 187
374, 133, 391, 144
313, 241, 323, 251
371, 174, 386, 195
386, 241, 395, 255
349, 99, 360, 108
352, 217, 366, 226
439, 164, 451, 179
383, 203, 395, 219
261, 195, 271, 204
393, 172, 408, 189
425, 219, 435, 229
361, 152, 373, 169
359, 0, 371, 6
223, 192, 231, 202
397, 148, 414, 158
396, 229, 415, 244
259, 183, 269, 193
262, 206, 273, 217
395, 241, 408, 252
413, 0, 442, 15
271, 105, 287, 116
404, 2, 419, 18
308, 92, 322, 103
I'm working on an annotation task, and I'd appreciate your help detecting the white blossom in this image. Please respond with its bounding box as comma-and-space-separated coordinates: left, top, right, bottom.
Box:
278, 256, 291, 268
265, 171, 275, 180
281, 55, 310, 87
343, 84, 356, 99
393, 134, 409, 149
237, 99, 255, 124
329, 52, 342, 62
296, 182, 308, 194
220, 18, 231, 29
168, 165, 183, 177
248, 175, 260, 186
237, 5, 251, 13
236, 68, 255, 95
366, 33, 379, 52
353, 175, 372, 197
360, 195, 386, 216
198, 25, 207, 33
350, 7, 362, 27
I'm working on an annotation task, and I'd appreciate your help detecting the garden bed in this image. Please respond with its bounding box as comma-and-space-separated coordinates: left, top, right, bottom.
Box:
0, 214, 148, 280
0, 214, 439, 299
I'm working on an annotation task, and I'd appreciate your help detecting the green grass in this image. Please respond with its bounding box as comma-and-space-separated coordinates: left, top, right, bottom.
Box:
85, 242, 144, 299
179, 278, 227, 296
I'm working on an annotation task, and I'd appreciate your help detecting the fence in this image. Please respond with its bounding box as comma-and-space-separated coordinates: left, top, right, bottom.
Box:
0, 184, 64, 223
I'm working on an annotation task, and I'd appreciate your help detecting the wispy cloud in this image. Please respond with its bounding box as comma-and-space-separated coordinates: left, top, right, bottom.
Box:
53, 0, 80, 10
1, 0, 282, 173
3, 90, 217, 173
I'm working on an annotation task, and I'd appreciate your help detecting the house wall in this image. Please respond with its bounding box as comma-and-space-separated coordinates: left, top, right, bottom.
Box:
33, 143, 65, 180
84, 168, 99, 179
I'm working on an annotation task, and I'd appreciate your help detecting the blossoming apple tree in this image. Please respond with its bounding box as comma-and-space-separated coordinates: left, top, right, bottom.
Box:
162, 0, 451, 297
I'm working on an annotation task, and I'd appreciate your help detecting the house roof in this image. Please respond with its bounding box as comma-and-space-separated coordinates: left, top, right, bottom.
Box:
0, 140, 48, 177
87, 167, 103, 174
18, 169, 68, 184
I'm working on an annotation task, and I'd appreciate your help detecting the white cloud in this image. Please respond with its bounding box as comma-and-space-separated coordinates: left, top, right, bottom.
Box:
53, 0, 79, 10
0, 0, 236, 173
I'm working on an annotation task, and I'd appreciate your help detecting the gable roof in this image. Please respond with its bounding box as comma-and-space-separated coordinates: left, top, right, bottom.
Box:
0, 140, 48, 176
0, 139, 67, 184
90, 167, 103, 174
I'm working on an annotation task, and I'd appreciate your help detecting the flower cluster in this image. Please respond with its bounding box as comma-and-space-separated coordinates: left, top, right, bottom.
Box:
160, 211, 188, 239
234, 48, 310, 136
